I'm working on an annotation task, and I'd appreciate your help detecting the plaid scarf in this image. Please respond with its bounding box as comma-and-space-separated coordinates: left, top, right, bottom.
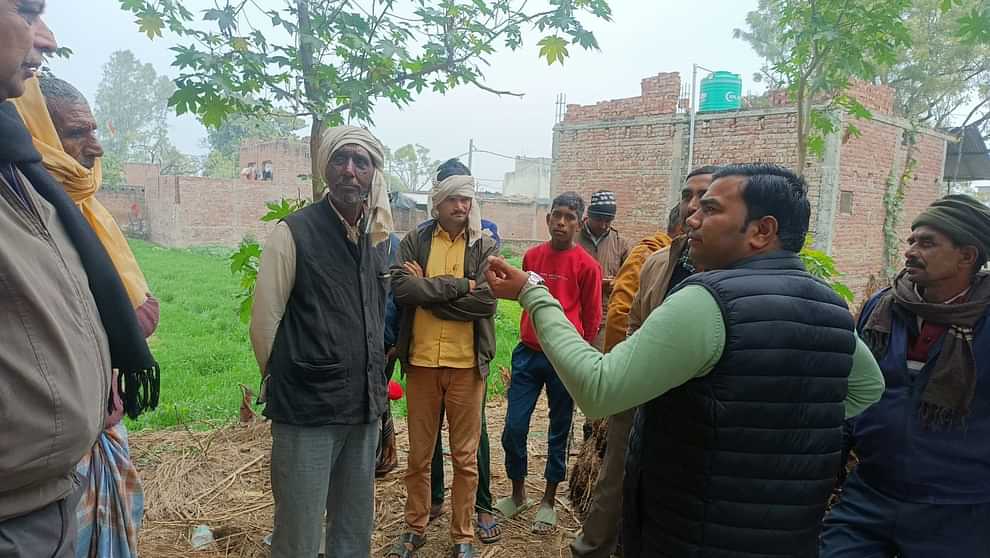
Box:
863, 270, 990, 430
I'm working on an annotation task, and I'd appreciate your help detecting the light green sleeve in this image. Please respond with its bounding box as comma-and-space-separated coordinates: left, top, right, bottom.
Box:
845, 336, 886, 418
518, 284, 725, 418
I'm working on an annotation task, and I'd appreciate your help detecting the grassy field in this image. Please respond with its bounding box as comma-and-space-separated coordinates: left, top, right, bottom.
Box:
127, 240, 522, 431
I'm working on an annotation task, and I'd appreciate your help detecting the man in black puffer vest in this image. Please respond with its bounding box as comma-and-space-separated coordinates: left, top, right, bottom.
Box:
484, 164, 886, 557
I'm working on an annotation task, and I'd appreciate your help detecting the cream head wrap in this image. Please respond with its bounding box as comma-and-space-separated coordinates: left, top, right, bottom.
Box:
316, 125, 393, 246
430, 175, 483, 246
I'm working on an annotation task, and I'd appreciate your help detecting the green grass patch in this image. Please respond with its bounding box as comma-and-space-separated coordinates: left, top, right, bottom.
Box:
127, 239, 523, 430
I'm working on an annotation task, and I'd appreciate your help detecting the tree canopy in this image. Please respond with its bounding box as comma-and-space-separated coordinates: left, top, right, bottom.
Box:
385, 143, 440, 191
95, 49, 199, 183
736, 0, 989, 151
118, 0, 613, 197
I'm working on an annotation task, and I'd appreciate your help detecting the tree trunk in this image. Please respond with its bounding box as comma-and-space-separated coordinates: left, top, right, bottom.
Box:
796, 78, 808, 173
310, 117, 324, 200
296, 0, 323, 200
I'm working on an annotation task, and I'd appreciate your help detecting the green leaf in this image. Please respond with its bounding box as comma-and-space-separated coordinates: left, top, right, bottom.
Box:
137, 13, 165, 39
231, 36, 250, 52
238, 294, 254, 324
807, 135, 826, 158
537, 35, 569, 65
831, 281, 855, 303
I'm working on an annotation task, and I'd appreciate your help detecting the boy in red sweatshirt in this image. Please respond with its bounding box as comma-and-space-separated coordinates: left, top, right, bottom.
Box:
495, 192, 602, 535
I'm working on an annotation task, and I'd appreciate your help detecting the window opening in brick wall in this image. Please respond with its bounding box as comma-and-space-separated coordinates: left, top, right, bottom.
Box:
839, 190, 854, 215
262, 161, 273, 181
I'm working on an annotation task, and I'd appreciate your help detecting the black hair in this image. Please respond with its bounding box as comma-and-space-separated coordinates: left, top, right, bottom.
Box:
666, 204, 681, 234
552, 191, 585, 216
436, 158, 471, 182
38, 75, 88, 108
712, 163, 810, 253
686, 165, 722, 181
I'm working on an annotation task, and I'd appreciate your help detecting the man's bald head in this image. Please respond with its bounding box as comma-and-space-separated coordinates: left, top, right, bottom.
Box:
39, 75, 104, 169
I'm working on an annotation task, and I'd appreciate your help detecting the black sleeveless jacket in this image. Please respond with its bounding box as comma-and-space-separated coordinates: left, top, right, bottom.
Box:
264, 199, 388, 426
624, 251, 855, 558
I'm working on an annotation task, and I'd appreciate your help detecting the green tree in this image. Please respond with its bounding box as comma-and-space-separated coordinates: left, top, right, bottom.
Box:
734, 0, 912, 170
387, 143, 440, 191
738, 0, 990, 133
117, 0, 613, 199
94, 49, 197, 182
799, 235, 854, 302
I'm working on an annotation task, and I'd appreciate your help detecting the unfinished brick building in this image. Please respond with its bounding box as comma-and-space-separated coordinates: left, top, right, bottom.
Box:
552, 72, 955, 298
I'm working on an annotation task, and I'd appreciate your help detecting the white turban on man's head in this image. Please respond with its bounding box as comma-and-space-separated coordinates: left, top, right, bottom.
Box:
316, 125, 393, 246
430, 175, 483, 246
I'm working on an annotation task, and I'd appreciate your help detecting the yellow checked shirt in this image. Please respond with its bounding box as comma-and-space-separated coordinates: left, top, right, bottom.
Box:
408, 227, 476, 368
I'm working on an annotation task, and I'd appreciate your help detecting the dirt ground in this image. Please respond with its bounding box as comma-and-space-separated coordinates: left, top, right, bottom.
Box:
132, 396, 592, 557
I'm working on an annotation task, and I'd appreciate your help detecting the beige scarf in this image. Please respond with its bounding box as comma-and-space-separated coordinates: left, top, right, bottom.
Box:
430, 175, 483, 246
315, 125, 393, 246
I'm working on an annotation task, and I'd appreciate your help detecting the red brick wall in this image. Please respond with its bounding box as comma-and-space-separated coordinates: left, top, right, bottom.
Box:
554, 74, 948, 297
563, 73, 681, 124
477, 198, 551, 241
554, 121, 681, 242
144, 175, 306, 248
239, 139, 311, 185
832, 120, 946, 298
95, 185, 147, 238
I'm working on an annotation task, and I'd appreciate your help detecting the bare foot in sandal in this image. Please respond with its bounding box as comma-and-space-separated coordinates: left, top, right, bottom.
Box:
531, 501, 558, 535
476, 511, 502, 544
530, 481, 560, 535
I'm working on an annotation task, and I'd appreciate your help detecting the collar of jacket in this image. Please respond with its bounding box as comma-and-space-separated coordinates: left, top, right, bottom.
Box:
0, 102, 42, 163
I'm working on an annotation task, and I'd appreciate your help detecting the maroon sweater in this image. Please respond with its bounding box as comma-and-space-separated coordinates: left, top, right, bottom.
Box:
520, 242, 602, 351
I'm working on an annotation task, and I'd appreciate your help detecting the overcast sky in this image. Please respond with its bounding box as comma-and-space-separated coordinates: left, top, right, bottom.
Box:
44, 1, 768, 188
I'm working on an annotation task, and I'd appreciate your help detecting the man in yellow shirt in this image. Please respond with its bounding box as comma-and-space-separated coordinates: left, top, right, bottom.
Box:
388, 160, 500, 558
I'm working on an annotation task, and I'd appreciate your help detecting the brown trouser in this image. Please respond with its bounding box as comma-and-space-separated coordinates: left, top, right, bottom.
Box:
404, 365, 485, 544
571, 408, 636, 558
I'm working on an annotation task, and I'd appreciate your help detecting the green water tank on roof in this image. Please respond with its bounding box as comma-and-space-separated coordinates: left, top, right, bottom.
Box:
699, 71, 742, 112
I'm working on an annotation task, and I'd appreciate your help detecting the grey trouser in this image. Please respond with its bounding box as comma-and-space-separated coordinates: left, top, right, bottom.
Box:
0, 492, 79, 558
270, 421, 379, 558
571, 408, 635, 558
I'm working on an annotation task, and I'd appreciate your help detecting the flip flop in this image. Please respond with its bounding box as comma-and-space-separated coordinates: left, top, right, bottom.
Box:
492, 496, 534, 520
531, 504, 558, 535
476, 514, 502, 544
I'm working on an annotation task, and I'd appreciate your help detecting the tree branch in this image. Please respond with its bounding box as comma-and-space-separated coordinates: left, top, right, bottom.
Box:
469, 79, 524, 97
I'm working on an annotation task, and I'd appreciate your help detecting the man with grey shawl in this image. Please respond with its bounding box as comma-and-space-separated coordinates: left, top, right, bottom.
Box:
822, 194, 990, 557
250, 125, 393, 558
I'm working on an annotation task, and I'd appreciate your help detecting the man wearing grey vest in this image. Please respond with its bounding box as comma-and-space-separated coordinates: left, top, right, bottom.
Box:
485, 164, 887, 557
250, 125, 393, 558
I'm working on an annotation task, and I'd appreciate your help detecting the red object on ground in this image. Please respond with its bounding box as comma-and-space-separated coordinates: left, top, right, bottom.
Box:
388, 380, 404, 401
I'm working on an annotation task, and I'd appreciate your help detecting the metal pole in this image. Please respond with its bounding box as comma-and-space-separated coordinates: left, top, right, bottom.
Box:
688, 64, 698, 171
468, 138, 474, 170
